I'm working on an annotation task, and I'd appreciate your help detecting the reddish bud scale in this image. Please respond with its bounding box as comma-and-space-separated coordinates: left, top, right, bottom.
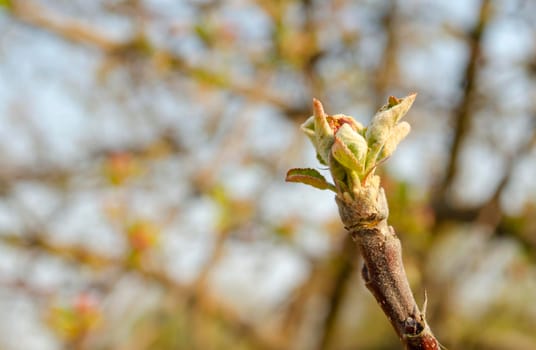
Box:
326, 115, 357, 134
405, 332, 440, 350
388, 95, 402, 107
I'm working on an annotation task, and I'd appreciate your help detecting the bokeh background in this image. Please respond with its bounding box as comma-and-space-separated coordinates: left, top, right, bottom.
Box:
1, 0, 536, 349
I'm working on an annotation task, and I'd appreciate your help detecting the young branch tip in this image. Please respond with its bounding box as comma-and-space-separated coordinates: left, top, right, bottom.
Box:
286, 94, 440, 349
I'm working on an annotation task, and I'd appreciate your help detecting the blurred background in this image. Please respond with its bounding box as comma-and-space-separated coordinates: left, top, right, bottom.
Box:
0, 0, 535, 349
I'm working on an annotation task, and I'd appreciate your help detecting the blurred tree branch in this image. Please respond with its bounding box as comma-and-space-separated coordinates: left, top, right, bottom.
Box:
433, 0, 492, 214
1, 0, 536, 348
10, 0, 121, 51
315, 234, 357, 350
8, 0, 307, 118
0, 232, 285, 350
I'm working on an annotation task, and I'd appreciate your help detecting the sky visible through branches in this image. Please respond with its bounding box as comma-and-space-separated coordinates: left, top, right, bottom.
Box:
0, 1, 535, 349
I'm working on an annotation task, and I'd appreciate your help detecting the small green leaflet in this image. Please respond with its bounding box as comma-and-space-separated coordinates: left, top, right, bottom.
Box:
0, 0, 12, 9
285, 168, 336, 192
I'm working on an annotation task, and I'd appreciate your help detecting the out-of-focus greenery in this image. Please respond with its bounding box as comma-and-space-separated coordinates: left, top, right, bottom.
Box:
0, 1, 535, 349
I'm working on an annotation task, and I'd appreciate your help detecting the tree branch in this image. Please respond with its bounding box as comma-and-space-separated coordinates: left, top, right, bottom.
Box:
435, 0, 491, 205
315, 234, 357, 350
287, 94, 440, 349
336, 186, 439, 350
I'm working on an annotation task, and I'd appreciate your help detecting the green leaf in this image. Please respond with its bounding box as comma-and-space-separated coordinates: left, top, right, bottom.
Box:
312, 99, 335, 164
191, 68, 228, 87
329, 157, 350, 193
315, 152, 327, 165
300, 117, 328, 165
331, 135, 361, 172
0, 0, 12, 9
366, 94, 416, 141
285, 168, 336, 191
194, 23, 214, 46
365, 94, 416, 170
390, 93, 416, 123
334, 124, 367, 170
300, 116, 316, 137
378, 121, 411, 161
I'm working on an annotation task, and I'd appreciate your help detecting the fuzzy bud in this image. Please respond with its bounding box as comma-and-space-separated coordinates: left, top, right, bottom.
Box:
331, 123, 368, 173
379, 121, 411, 160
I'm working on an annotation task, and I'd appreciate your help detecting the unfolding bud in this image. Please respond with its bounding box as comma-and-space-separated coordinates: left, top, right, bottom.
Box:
331, 124, 368, 173
300, 116, 325, 163
379, 121, 411, 160
392, 94, 416, 123
312, 98, 335, 164
301, 100, 364, 166
328, 114, 364, 134
366, 94, 416, 144
377, 93, 416, 124
301, 116, 316, 141
292, 94, 415, 194
366, 94, 416, 170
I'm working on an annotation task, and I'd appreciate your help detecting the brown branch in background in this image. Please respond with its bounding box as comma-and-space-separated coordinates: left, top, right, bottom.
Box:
425, 1, 491, 328
315, 234, 358, 350
373, 0, 399, 106
425, 121, 536, 328
476, 125, 536, 228
186, 227, 232, 349
426, 122, 536, 231
0, 233, 284, 350
434, 0, 492, 214
300, 0, 324, 99
10, 0, 121, 52
278, 260, 321, 348
8, 0, 296, 114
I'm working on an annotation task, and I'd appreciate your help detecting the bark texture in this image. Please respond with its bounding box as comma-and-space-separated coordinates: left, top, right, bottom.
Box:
335, 186, 440, 350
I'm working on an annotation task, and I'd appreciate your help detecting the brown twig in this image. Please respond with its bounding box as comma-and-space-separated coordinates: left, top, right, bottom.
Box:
10, 0, 121, 52
425, 4, 492, 324
335, 188, 440, 350
434, 0, 492, 211
287, 94, 438, 348
373, 0, 399, 106
315, 234, 358, 350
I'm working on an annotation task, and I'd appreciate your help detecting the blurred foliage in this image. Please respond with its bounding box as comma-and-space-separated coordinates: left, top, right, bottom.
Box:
103, 152, 141, 186
47, 294, 102, 344
0, 0, 535, 349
